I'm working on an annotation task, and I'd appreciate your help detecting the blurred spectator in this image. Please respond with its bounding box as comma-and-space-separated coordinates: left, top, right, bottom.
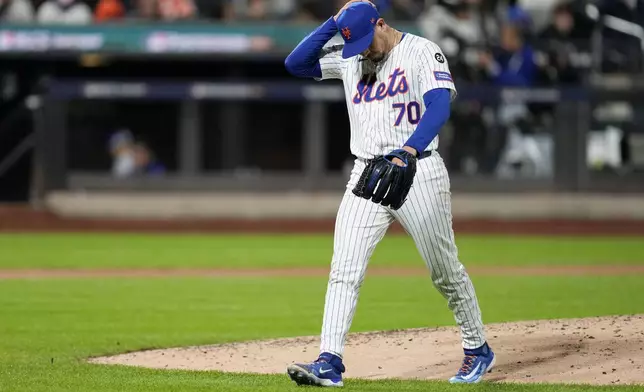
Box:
537, 2, 591, 84
479, 23, 544, 176
108, 129, 165, 178
229, 0, 267, 20
480, 23, 537, 86
419, 0, 486, 51
137, 0, 197, 20
419, 0, 497, 175
36, 0, 93, 24
223, 0, 295, 21
109, 129, 136, 178
267, 0, 296, 19
292, 0, 338, 22
505, 0, 532, 31
418, 0, 497, 82
94, 0, 126, 21
517, 0, 563, 32
0, 0, 35, 22
133, 141, 166, 176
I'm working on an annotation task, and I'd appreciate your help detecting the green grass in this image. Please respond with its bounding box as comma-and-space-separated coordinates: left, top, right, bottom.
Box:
1, 275, 644, 392
1, 233, 644, 391
1, 233, 643, 270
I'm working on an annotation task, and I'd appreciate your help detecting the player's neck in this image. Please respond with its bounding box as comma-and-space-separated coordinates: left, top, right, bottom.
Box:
386, 29, 403, 54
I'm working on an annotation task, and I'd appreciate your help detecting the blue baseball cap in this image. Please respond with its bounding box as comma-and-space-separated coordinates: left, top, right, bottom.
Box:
336, 2, 380, 59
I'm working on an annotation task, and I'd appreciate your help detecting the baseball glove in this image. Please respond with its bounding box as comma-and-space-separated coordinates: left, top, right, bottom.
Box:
352, 149, 417, 210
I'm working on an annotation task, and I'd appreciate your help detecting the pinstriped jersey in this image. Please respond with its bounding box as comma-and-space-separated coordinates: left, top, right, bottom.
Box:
316, 33, 457, 160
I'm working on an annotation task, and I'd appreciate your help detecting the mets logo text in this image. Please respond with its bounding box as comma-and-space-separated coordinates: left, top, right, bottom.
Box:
353, 68, 409, 104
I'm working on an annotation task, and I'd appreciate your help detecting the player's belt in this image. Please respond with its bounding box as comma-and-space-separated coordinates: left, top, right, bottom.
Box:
359, 150, 433, 162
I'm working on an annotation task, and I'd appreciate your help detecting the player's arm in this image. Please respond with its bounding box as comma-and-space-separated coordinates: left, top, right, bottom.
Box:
402, 88, 451, 155
401, 42, 457, 156
285, 0, 367, 79
284, 17, 338, 79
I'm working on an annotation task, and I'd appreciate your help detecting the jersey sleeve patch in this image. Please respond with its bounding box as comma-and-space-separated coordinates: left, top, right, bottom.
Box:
433, 71, 453, 82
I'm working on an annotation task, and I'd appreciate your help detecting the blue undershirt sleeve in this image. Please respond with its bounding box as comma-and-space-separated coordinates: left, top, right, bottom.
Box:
403, 88, 451, 154
284, 17, 338, 79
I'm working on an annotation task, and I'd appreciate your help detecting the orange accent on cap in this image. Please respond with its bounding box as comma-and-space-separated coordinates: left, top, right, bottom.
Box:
341, 27, 352, 40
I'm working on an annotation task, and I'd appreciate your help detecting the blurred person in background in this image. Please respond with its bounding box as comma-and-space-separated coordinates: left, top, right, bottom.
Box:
479, 23, 536, 87
136, 0, 197, 20
517, 0, 565, 31
36, 0, 93, 23
109, 129, 165, 178
133, 141, 166, 176
504, 0, 532, 31
418, 0, 496, 80
292, 0, 342, 22
529, 1, 595, 134
109, 129, 136, 179
478, 22, 546, 177
417, 0, 497, 175
221, 0, 295, 21
0, 0, 35, 22
94, 0, 126, 21
537, 1, 591, 84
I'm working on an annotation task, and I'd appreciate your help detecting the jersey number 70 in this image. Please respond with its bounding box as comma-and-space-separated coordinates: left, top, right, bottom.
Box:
392, 102, 421, 126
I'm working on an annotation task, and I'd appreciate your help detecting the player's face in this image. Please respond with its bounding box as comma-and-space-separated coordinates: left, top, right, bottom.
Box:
360, 21, 387, 63
501, 25, 522, 52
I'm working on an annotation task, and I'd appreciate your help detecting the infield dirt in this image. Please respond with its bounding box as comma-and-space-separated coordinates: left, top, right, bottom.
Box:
90, 315, 644, 386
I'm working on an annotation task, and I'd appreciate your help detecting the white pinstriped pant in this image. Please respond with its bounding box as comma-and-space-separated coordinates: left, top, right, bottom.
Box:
320, 152, 487, 357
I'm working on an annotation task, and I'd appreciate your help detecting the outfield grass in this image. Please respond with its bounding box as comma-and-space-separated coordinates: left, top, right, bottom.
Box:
1, 233, 644, 392
1, 233, 643, 269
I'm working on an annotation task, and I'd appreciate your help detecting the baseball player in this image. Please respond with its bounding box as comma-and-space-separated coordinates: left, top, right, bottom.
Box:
284, 0, 495, 387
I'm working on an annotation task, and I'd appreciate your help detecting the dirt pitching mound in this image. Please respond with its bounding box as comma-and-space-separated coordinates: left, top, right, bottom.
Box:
90, 315, 644, 385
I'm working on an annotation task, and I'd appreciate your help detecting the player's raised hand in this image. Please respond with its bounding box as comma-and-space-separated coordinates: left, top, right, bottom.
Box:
334, 0, 375, 21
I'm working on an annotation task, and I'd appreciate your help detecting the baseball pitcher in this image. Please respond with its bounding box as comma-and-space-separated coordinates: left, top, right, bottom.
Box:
284, 0, 495, 386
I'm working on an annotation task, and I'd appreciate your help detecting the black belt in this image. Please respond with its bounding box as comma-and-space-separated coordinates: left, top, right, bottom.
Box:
358, 150, 433, 162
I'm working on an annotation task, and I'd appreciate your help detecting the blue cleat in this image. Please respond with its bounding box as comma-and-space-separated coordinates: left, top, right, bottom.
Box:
287, 352, 345, 387
449, 342, 496, 384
